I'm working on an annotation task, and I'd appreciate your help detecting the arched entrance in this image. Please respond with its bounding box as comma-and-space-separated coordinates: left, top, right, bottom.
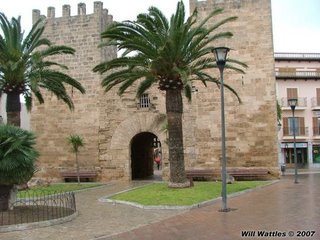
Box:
131, 132, 161, 180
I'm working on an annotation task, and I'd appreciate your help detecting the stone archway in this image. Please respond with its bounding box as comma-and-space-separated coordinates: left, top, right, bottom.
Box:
106, 112, 168, 181
131, 132, 161, 179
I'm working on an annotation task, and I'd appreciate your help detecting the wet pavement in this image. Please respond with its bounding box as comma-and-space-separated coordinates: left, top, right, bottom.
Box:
101, 173, 320, 240
1, 172, 320, 240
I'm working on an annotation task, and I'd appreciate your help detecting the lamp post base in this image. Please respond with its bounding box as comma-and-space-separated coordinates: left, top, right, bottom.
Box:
218, 208, 237, 213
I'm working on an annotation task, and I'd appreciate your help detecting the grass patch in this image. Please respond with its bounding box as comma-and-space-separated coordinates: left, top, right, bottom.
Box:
110, 181, 269, 206
18, 183, 104, 198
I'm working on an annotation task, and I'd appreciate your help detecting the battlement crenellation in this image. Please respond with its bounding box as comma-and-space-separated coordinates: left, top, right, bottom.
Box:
32, 1, 110, 24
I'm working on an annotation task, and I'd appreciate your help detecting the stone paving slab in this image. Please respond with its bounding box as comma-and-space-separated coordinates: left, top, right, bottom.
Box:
0, 181, 187, 240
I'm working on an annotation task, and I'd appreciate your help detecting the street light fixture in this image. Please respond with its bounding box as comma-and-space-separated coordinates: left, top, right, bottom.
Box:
288, 98, 298, 184
212, 47, 230, 212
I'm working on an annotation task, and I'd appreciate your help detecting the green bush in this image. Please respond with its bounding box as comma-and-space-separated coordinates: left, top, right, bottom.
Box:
0, 125, 39, 185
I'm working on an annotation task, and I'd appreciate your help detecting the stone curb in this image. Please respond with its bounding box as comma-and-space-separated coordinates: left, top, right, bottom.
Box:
71, 183, 113, 194
99, 180, 279, 210
0, 211, 78, 233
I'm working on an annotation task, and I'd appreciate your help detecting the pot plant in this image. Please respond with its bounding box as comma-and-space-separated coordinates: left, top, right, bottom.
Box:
0, 124, 38, 210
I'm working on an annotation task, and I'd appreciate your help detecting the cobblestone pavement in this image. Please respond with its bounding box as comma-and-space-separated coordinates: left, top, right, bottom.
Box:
2, 172, 320, 240
0, 181, 187, 240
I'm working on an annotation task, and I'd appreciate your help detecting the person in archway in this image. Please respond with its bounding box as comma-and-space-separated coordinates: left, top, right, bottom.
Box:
154, 154, 161, 170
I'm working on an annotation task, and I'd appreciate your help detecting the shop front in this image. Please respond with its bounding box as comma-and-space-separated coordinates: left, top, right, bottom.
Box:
281, 142, 308, 168
312, 145, 320, 164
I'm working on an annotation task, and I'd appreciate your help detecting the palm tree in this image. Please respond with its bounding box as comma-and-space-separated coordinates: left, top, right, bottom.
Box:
0, 124, 38, 210
93, 1, 246, 188
67, 134, 84, 185
0, 12, 85, 126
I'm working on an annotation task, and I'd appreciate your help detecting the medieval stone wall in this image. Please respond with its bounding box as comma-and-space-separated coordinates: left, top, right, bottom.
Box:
31, 0, 278, 182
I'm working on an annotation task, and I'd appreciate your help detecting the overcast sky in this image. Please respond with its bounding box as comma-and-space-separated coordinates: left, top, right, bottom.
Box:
1, 0, 320, 53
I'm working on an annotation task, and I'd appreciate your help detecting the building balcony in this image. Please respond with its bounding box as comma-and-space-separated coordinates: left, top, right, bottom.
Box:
311, 97, 320, 110
274, 52, 320, 61
275, 70, 320, 79
280, 97, 307, 110
282, 127, 309, 140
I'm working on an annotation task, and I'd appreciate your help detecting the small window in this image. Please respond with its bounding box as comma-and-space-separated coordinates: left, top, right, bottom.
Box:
288, 117, 299, 135
139, 94, 150, 108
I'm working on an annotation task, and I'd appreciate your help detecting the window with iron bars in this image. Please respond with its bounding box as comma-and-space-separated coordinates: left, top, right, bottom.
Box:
139, 94, 151, 108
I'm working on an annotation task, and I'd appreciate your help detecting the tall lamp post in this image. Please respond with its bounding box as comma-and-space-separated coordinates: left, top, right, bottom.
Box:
288, 98, 298, 184
212, 47, 230, 212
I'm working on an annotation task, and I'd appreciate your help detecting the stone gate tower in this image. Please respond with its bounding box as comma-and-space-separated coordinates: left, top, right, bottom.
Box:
31, 2, 117, 180
185, 0, 278, 172
31, 0, 279, 182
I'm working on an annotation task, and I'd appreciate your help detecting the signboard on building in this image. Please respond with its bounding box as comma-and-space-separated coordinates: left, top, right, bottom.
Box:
281, 143, 308, 148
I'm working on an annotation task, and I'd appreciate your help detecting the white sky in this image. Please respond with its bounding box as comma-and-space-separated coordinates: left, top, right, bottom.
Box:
1, 0, 320, 53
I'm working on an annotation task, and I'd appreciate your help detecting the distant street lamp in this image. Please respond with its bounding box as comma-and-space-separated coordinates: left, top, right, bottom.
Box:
288, 98, 298, 184
212, 47, 230, 212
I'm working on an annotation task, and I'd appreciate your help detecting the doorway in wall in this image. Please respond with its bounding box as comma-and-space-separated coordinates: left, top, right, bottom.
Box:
130, 132, 162, 180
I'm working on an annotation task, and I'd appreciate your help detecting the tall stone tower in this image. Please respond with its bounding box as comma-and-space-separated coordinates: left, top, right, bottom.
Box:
185, 0, 278, 171
31, 0, 279, 182
31, 2, 116, 180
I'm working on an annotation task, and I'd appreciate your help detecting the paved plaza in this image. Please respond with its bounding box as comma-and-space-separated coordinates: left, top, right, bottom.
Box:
1, 172, 320, 240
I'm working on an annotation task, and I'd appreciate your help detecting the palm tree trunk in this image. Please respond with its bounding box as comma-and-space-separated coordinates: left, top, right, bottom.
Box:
6, 93, 21, 127
75, 152, 80, 185
4, 93, 21, 208
166, 89, 190, 188
0, 185, 13, 211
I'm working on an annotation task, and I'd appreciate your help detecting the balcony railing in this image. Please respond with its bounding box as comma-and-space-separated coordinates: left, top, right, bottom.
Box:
314, 127, 320, 136
283, 127, 309, 137
275, 71, 320, 79
274, 52, 320, 60
280, 97, 307, 108
311, 97, 320, 108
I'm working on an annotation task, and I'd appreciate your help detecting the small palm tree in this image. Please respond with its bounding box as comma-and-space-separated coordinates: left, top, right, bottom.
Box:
93, 1, 246, 187
0, 124, 38, 210
67, 134, 84, 184
0, 12, 85, 127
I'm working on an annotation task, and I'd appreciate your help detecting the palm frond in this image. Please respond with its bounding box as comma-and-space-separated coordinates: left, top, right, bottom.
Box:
68, 134, 84, 153
39, 45, 75, 58
137, 77, 157, 97
204, 78, 242, 103
0, 125, 38, 185
0, 12, 85, 117
93, 1, 246, 102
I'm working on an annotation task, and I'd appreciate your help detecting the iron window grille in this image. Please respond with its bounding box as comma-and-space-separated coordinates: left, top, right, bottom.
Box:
139, 94, 151, 108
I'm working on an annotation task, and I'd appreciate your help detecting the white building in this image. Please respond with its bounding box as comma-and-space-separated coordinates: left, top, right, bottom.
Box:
276, 53, 320, 169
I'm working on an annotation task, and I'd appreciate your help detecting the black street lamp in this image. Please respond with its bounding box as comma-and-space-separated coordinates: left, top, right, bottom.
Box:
212, 47, 230, 212
288, 98, 298, 183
